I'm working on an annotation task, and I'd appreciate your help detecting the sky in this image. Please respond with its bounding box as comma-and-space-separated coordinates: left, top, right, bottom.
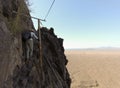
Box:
29, 0, 120, 49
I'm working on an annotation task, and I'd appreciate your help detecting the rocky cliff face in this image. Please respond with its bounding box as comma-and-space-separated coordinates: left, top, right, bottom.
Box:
0, 0, 71, 88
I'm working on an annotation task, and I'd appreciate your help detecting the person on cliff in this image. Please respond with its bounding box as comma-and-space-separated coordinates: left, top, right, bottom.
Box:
22, 29, 39, 61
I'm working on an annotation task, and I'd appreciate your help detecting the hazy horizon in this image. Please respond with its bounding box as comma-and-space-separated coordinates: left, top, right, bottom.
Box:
65, 46, 120, 50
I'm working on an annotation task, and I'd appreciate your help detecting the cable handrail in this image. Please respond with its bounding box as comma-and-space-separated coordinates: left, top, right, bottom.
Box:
44, 0, 56, 20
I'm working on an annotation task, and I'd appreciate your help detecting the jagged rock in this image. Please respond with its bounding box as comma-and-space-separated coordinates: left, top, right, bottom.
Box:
11, 27, 71, 88
0, 0, 71, 88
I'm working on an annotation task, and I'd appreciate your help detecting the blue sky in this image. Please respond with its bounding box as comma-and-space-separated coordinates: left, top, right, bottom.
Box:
29, 0, 120, 49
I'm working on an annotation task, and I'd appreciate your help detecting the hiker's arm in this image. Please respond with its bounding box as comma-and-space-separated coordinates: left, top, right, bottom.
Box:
31, 32, 38, 39
33, 33, 38, 39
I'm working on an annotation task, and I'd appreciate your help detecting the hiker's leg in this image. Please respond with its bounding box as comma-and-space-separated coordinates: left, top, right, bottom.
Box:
29, 39, 33, 57
22, 41, 27, 62
26, 40, 30, 59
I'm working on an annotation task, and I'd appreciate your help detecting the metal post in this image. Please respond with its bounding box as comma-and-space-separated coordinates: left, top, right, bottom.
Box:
38, 19, 42, 67
38, 19, 45, 87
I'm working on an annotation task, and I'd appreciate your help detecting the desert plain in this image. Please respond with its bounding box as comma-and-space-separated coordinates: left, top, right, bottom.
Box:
65, 49, 120, 88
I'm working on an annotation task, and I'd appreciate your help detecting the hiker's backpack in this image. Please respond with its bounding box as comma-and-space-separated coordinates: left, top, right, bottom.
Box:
22, 31, 31, 41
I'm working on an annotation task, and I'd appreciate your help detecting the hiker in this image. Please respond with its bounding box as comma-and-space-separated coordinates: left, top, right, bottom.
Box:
22, 29, 38, 60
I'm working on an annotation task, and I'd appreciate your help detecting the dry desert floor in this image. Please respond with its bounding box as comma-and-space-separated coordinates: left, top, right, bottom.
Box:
65, 49, 120, 88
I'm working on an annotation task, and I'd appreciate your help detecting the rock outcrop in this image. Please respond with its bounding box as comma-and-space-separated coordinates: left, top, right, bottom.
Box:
0, 0, 71, 88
